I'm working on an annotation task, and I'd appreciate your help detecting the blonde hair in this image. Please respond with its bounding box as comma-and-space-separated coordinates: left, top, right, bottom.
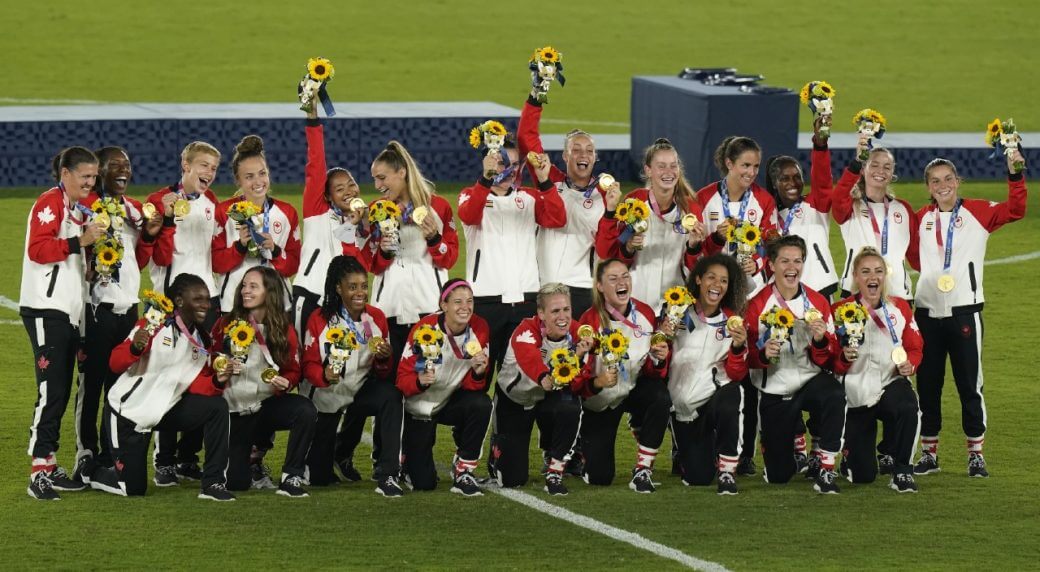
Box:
181, 141, 221, 165
537, 282, 571, 310
850, 246, 890, 301
591, 259, 627, 328
852, 147, 897, 201
373, 141, 434, 209
562, 129, 596, 159
641, 138, 696, 216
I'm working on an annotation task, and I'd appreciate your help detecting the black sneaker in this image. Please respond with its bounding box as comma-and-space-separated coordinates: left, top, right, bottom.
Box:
878, 454, 895, 476
813, 469, 841, 494
334, 458, 362, 482
175, 462, 203, 481
198, 482, 236, 502
250, 463, 277, 490
889, 472, 919, 493
716, 471, 739, 496
376, 474, 405, 497
564, 455, 584, 478
277, 475, 309, 498
629, 467, 656, 494
89, 467, 126, 496
72, 454, 97, 485
794, 452, 809, 474
49, 466, 87, 492
28, 472, 60, 501
450, 471, 483, 497
968, 452, 989, 478
914, 452, 941, 475
544, 472, 568, 496
153, 465, 180, 487
805, 455, 822, 480
736, 456, 756, 476
839, 457, 850, 480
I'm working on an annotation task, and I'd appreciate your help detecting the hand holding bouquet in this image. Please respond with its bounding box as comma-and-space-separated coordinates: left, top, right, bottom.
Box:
528, 46, 565, 104
800, 81, 836, 139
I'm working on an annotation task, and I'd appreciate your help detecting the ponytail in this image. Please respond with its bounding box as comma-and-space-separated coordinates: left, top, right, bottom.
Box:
373, 141, 434, 209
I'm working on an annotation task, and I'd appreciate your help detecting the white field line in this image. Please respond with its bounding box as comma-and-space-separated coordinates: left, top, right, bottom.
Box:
0, 97, 110, 105
0, 295, 18, 311
539, 118, 631, 127
906, 250, 1040, 277
360, 432, 728, 571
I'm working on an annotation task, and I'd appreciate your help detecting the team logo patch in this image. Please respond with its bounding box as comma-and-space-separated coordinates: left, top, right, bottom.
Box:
954, 216, 964, 228
709, 211, 719, 222
893, 212, 903, 224
715, 328, 725, 341
925, 221, 934, 231
438, 243, 447, 254
272, 220, 284, 234
162, 336, 173, 346
583, 198, 594, 209
515, 196, 525, 209
36, 355, 50, 371
515, 329, 536, 344
748, 209, 758, 222
484, 199, 494, 208
36, 206, 56, 225
793, 207, 804, 219
205, 207, 213, 221
960, 325, 972, 338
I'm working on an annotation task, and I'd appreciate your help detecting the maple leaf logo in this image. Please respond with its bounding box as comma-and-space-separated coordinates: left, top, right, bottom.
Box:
37, 355, 50, 371
36, 206, 55, 225
459, 193, 471, 205
514, 329, 536, 344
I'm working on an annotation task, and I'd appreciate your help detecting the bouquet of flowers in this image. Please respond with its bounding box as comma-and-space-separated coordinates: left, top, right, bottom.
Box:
834, 302, 867, 359
299, 56, 336, 116
759, 306, 796, 364
469, 120, 509, 158
615, 197, 650, 249
728, 221, 762, 267
141, 289, 173, 334
598, 329, 629, 372
852, 108, 887, 161
985, 118, 1025, 172
529, 46, 565, 104
548, 348, 580, 389
325, 326, 360, 380
368, 199, 403, 256
90, 196, 128, 234
223, 319, 256, 361
227, 200, 264, 257
661, 285, 695, 336
412, 324, 445, 373
93, 236, 124, 286
799, 81, 836, 139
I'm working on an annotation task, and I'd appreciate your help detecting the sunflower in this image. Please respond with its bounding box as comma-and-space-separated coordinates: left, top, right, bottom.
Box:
813, 81, 835, 98
469, 127, 482, 149
985, 118, 1003, 146
368, 200, 389, 223
630, 201, 650, 220
776, 309, 795, 328
96, 247, 120, 266
91, 199, 105, 214
603, 331, 629, 355
326, 327, 346, 344
533, 46, 561, 64
663, 286, 691, 306
343, 331, 359, 350
483, 120, 507, 137
415, 325, 442, 346
384, 202, 402, 219
726, 225, 736, 243
551, 361, 577, 385
740, 224, 761, 246
549, 348, 571, 366
228, 322, 255, 347
614, 203, 630, 221
307, 57, 335, 82
799, 83, 811, 105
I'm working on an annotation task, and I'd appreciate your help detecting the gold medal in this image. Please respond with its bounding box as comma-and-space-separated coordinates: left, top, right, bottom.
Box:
577, 325, 595, 340
464, 339, 482, 357
368, 336, 385, 353
804, 309, 823, 323
212, 354, 228, 373
526, 151, 542, 168
141, 202, 157, 220
891, 346, 908, 365
260, 367, 279, 384
597, 173, 615, 190
937, 274, 955, 293
680, 213, 699, 232
173, 199, 191, 218
412, 206, 429, 225
650, 332, 668, 346
93, 211, 110, 231
348, 197, 366, 212
726, 316, 744, 331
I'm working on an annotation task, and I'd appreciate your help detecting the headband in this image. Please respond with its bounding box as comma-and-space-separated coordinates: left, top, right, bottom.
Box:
440, 280, 472, 302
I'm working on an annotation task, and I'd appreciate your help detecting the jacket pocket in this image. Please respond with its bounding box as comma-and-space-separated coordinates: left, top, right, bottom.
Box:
813, 243, 830, 274
46, 265, 60, 297
119, 377, 145, 404
472, 249, 482, 283
506, 373, 523, 393
302, 249, 320, 276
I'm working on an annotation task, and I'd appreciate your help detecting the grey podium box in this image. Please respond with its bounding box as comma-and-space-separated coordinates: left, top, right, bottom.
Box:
630, 76, 799, 189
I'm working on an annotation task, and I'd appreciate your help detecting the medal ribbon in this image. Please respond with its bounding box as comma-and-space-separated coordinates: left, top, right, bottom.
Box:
934, 199, 962, 273
865, 197, 890, 255
605, 302, 648, 337
247, 317, 277, 367
339, 307, 373, 345
860, 296, 901, 347
779, 200, 801, 236
174, 313, 209, 356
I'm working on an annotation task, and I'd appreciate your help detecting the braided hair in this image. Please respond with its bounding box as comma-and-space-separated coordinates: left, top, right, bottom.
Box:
320, 255, 368, 320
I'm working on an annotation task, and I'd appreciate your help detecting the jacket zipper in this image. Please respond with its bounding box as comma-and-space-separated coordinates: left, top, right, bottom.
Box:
46, 265, 60, 297
303, 249, 320, 276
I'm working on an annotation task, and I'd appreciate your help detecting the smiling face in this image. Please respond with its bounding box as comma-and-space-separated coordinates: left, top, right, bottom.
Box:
854, 254, 886, 304
61, 162, 98, 201
862, 149, 895, 194
775, 163, 804, 207
239, 270, 268, 311
327, 171, 360, 211
182, 152, 219, 195
235, 156, 270, 205
177, 284, 212, 327
769, 245, 805, 292
695, 264, 730, 313
645, 148, 679, 193
100, 150, 132, 196
564, 134, 596, 182
371, 161, 408, 202
927, 164, 960, 210
726, 150, 761, 192
537, 293, 572, 339
596, 261, 631, 311
440, 286, 474, 333
337, 272, 368, 316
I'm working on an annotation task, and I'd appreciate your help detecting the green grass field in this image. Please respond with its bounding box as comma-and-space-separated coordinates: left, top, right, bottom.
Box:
0, 179, 1037, 571
2, 1, 1037, 133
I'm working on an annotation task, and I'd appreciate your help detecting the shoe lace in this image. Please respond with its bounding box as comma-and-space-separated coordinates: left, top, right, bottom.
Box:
819, 470, 836, 484
50, 466, 70, 480
633, 467, 652, 482
879, 455, 894, 466
718, 472, 735, 485
383, 475, 401, 489
895, 473, 912, 484
456, 471, 478, 487
284, 475, 305, 487
34, 472, 55, 491
969, 453, 985, 468
208, 482, 229, 492
546, 472, 563, 485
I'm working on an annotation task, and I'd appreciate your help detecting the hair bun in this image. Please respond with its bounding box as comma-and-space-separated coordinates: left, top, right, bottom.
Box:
236, 134, 264, 155
653, 137, 672, 145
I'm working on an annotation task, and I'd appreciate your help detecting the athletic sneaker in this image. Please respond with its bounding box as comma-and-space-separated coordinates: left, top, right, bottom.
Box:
877, 454, 895, 476
175, 462, 203, 481
28, 471, 59, 501
914, 453, 941, 475
629, 467, 656, 494
376, 474, 404, 498
736, 456, 756, 476
198, 483, 236, 502
250, 463, 277, 490
813, 469, 841, 494
794, 452, 809, 474
450, 471, 483, 497
49, 466, 87, 492
72, 454, 97, 485
804, 455, 822, 481
565, 455, 584, 478
277, 475, 309, 498
717, 471, 739, 496
153, 465, 180, 487
335, 459, 362, 482
89, 467, 126, 496
890, 472, 919, 493
968, 452, 989, 478
544, 472, 568, 496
